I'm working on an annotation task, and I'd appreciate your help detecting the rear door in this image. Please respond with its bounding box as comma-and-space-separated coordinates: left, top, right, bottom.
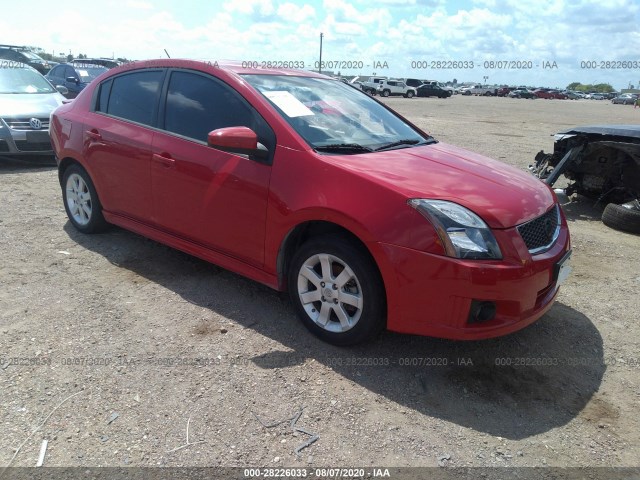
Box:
150, 69, 275, 267
84, 69, 165, 221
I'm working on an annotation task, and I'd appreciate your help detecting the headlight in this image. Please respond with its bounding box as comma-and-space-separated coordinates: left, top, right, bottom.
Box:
408, 199, 502, 260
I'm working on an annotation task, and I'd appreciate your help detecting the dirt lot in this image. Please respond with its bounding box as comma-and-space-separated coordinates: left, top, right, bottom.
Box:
1, 96, 639, 475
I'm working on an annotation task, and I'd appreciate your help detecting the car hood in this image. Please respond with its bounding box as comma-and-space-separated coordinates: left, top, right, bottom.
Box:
0, 93, 65, 118
329, 142, 555, 229
557, 124, 640, 139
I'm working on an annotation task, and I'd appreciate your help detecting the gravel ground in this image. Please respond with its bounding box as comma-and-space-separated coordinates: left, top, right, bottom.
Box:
0, 96, 639, 475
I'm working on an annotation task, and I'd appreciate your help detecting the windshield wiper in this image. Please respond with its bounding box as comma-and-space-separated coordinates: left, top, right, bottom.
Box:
374, 138, 434, 152
314, 143, 373, 153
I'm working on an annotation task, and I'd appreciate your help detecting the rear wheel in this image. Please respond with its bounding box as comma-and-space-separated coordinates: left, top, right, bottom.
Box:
602, 202, 640, 234
62, 164, 108, 233
288, 235, 386, 345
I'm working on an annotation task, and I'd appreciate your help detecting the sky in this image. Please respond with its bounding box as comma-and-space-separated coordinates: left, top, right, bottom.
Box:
2, 0, 640, 90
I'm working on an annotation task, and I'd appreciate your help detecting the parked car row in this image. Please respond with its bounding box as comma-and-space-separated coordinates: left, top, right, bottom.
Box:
0, 44, 54, 74
0, 48, 122, 158
350, 77, 455, 99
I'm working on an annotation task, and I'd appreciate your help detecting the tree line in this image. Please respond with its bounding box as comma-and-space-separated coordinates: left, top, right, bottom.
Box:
567, 82, 615, 93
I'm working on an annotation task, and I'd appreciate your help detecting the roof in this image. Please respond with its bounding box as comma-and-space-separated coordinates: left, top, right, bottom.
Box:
111, 58, 331, 78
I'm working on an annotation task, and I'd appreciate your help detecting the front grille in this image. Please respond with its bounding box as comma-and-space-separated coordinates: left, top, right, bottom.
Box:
4, 117, 50, 130
517, 205, 560, 254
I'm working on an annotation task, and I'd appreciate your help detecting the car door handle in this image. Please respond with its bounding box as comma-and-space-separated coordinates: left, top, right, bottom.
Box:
152, 153, 175, 168
86, 130, 102, 141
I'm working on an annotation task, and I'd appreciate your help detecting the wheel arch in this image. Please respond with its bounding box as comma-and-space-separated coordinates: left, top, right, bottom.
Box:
58, 156, 84, 187
276, 220, 386, 296
58, 156, 108, 200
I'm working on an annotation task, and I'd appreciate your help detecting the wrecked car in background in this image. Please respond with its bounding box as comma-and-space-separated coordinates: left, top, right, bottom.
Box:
531, 125, 640, 234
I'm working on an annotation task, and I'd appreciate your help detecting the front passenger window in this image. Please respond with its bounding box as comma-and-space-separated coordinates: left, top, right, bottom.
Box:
162, 70, 274, 152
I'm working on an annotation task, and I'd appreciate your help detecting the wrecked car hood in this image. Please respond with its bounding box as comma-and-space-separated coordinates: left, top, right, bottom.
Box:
557, 125, 640, 139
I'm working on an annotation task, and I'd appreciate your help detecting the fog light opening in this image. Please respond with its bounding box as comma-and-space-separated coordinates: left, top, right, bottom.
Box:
468, 300, 496, 324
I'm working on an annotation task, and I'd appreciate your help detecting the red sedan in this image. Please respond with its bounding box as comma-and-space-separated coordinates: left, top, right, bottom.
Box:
534, 89, 568, 99
50, 59, 572, 345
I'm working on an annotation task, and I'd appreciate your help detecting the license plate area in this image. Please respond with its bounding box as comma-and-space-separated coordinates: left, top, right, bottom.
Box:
553, 249, 572, 286
26, 130, 50, 143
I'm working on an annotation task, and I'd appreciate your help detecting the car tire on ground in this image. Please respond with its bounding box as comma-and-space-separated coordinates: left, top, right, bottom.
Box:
62, 164, 108, 233
601, 202, 640, 234
405, 91, 414, 98
381, 89, 390, 97
288, 235, 386, 346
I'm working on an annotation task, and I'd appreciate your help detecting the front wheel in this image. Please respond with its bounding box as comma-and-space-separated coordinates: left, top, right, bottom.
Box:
62, 164, 108, 233
381, 89, 390, 97
405, 91, 414, 98
288, 236, 386, 345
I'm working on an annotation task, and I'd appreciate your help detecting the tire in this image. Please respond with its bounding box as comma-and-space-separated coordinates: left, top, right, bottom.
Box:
288, 235, 386, 346
406, 90, 414, 98
601, 203, 640, 234
381, 89, 390, 97
62, 164, 108, 233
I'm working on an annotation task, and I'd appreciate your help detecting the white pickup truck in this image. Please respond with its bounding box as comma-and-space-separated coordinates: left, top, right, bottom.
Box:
460, 84, 497, 96
376, 79, 417, 98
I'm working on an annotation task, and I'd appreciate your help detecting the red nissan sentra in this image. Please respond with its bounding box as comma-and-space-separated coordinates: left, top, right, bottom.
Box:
50, 59, 572, 346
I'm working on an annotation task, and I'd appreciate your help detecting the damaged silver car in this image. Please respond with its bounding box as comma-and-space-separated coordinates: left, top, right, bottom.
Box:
531, 125, 640, 234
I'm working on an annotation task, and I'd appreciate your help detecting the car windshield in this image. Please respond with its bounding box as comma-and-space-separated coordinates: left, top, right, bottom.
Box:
242, 74, 432, 153
20, 50, 42, 61
0, 65, 55, 94
74, 66, 108, 83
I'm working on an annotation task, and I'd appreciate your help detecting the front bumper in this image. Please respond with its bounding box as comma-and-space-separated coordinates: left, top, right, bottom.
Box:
378, 222, 571, 340
0, 120, 53, 156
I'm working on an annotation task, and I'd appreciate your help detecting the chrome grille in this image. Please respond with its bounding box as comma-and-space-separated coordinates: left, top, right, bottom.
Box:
3, 117, 50, 130
517, 205, 560, 254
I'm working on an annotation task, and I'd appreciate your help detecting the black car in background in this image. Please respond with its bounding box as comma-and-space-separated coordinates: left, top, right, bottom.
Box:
416, 84, 452, 98
0, 45, 52, 74
508, 88, 536, 99
45, 63, 108, 99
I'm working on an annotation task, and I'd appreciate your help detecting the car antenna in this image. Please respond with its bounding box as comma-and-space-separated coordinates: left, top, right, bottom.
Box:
164, 49, 171, 58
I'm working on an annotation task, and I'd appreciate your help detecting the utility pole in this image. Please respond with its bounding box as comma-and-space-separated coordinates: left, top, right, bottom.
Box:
319, 33, 324, 74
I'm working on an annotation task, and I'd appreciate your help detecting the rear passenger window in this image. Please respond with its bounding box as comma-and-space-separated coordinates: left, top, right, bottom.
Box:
99, 70, 163, 126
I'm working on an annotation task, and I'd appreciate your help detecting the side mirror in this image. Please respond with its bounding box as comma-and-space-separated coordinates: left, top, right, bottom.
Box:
56, 85, 69, 95
207, 126, 268, 161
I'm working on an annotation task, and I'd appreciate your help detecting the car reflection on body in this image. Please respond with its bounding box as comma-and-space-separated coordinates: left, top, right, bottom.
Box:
50, 60, 571, 345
